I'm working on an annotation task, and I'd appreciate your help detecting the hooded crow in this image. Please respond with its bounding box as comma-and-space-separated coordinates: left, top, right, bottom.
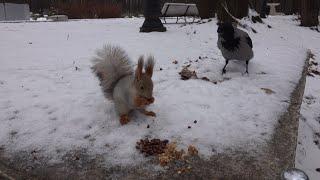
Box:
217, 22, 254, 74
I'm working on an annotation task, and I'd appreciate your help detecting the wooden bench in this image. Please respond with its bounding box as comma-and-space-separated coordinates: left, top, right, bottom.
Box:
161, 3, 199, 24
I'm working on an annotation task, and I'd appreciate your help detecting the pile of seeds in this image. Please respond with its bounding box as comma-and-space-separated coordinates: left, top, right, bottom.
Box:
158, 142, 185, 166
158, 143, 199, 167
136, 138, 169, 157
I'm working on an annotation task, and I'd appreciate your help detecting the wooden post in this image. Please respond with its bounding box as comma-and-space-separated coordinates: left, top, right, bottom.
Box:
197, 0, 216, 19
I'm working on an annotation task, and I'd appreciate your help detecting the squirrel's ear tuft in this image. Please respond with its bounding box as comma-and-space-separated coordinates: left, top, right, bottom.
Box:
145, 56, 155, 78
135, 56, 144, 80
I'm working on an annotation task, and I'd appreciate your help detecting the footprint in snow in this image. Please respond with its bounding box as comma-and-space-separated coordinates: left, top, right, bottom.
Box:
34, 104, 49, 109
199, 104, 210, 110
9, 131, 18, 139
49, 117, 57, 121
49, 128, 57, 134
316, 116, 320, 124
47, 107, 58, 115
32, 94, 39, 98
8, 116, 17, 121
314, 133, 320, 149
304, 95, 316, 105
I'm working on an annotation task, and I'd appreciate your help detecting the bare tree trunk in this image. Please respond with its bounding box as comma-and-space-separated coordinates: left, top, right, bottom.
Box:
196, 0, 217, 19
280, 0, 301, 15
280, 0, 293, 14
301, 0, 319, 26
293, 0, 300, 14
226, 0, 249, 18
249, 0, 262, 13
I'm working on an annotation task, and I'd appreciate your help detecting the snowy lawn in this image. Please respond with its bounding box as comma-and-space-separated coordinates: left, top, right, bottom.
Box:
0, 16, 318, 166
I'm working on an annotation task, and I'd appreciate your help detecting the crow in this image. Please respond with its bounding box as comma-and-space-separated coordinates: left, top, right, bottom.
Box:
217, 22, 254, 74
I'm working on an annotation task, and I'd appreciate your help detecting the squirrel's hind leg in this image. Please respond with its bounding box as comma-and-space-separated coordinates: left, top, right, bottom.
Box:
115, 100, 131, 125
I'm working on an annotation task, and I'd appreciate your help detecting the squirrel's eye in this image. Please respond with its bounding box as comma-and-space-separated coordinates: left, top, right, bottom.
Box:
140, 86, 144, 90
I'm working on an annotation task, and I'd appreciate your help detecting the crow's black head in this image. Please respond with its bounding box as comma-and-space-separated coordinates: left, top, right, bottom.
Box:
217, 22, 240, 51
217, 22, 234, 37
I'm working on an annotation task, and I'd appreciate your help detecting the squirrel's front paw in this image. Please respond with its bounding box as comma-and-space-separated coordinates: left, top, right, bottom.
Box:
120, 115, 130, 125
135, 96, 155, 107
143, 111, 156, 117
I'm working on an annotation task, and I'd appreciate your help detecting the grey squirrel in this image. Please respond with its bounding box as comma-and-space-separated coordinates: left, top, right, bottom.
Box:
92, 45, 156, 125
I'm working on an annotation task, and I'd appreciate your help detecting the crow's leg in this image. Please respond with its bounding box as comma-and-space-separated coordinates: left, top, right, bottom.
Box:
222, 59, 229, 74
245, 61, 249, 74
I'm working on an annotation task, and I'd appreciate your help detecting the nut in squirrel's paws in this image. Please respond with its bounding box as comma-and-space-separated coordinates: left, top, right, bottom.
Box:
120, 115, 130, 125
135, 96, 155, 107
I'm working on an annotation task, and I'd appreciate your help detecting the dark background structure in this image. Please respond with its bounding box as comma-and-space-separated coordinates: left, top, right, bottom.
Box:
2, 0, 319, 26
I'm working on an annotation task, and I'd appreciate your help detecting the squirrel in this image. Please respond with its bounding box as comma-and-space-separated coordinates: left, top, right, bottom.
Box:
91, 45, 156, 125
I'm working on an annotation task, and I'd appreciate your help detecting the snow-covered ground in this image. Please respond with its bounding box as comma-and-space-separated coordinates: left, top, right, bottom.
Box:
296, 51, 320, 179
0, 16, 319, 168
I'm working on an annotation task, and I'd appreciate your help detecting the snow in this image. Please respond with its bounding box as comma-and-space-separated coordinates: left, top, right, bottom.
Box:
296, 49, 320, 179
0, 16, 318, 166
283, 168, 309, 180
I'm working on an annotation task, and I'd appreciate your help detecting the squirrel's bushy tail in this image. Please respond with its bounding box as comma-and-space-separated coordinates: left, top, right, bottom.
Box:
92, 45, 133, 100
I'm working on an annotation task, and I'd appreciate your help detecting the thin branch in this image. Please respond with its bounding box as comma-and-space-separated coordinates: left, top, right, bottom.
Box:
220, 1, 257, 33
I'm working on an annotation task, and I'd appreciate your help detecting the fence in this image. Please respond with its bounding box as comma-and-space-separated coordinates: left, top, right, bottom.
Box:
27, 0, 198, 16
121, 0, 198, 15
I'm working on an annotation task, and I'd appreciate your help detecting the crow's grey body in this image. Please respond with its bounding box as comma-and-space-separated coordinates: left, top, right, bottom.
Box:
217, 23, 254, 74
218, 28, 254, 61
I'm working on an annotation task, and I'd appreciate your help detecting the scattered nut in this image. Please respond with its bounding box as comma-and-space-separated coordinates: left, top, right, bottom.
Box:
188, 145, 198, 156
261, 88, 275, 95
172, 60, 178, 64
